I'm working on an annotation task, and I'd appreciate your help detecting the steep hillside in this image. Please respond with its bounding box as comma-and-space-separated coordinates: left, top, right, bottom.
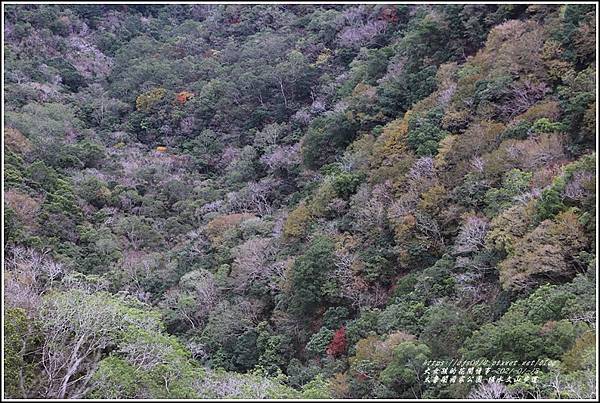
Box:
3, 4, 597, 399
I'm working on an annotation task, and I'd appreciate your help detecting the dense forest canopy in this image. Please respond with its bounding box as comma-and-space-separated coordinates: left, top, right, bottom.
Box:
3, 3, 597, 399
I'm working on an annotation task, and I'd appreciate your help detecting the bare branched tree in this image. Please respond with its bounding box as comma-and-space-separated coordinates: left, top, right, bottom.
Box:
468, 382, 513, 399
453, 215, 490, 255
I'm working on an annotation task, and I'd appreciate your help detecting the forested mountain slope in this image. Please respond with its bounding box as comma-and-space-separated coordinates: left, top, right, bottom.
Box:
3, 4, 597, 399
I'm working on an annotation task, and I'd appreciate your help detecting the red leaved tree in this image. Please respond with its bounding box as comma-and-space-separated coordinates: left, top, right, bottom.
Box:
326, 327, 347, 357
